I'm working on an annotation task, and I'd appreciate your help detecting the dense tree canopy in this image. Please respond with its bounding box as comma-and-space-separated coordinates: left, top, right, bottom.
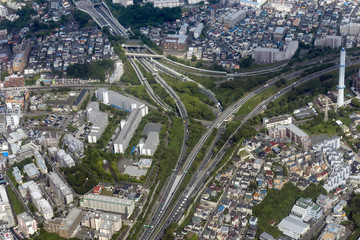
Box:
108, 2, 181, 28
67, 60, 114, 81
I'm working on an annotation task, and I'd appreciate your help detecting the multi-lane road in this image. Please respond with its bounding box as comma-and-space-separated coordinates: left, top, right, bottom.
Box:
140, 56, 360, 240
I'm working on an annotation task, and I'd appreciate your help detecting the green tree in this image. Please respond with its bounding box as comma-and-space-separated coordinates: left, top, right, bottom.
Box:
352, 98, 360, 109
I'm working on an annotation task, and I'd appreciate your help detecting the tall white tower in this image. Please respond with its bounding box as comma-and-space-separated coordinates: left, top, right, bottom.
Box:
337, 48, 346, 108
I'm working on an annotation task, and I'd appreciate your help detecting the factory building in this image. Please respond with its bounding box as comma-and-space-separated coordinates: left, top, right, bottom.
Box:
47, 172, 74, 205
80, 194, 135, 218
86, 102, 108, 144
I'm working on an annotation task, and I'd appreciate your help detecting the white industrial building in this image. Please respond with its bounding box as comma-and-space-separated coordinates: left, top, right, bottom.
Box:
34, 151, 48, 174
81, 211, 122, 240
252, 41, 299, 64
314, 35, 342, 49
114, 106, 148, 154
63, 134, 84, 154
47, 172, 74, 205
224, 9, 246, 27
80, 194, 135, 218
194, 23, 203, 39
87, 102, 109, 144
278, 216, 310, 239
139, 132, 159, 156
56, 149, 75, 168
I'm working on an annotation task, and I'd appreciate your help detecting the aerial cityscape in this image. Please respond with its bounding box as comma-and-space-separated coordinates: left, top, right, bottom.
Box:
1, 0, 360, 239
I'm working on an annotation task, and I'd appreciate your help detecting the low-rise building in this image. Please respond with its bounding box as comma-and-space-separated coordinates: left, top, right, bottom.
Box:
263, 115, 292, 129
17, 212, 38, 235
23, 163, 40, 179
278, 216, 310, 239
316, 194, 333, 213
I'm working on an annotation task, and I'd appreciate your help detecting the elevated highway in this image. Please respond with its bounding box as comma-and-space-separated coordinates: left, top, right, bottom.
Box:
142, 57, 360, 240
73, 0, 128, 37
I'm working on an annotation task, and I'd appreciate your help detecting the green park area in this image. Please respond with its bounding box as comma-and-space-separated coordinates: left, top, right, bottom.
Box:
6, 185, 25, 215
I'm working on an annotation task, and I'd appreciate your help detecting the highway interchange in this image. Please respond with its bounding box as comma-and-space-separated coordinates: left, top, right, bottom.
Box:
120, 44, 360, 239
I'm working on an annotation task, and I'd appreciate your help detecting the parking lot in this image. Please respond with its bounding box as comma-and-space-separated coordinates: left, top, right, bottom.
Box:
26, 114, 73, 132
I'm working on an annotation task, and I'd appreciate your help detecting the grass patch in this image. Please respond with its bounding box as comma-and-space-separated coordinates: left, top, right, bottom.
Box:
159, 73, 216, 120
35, 231, 80, 240
121, 60, 140, 85
125, 85, 157, 106
236, 86, 277, 116
6, 185, 25, 215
